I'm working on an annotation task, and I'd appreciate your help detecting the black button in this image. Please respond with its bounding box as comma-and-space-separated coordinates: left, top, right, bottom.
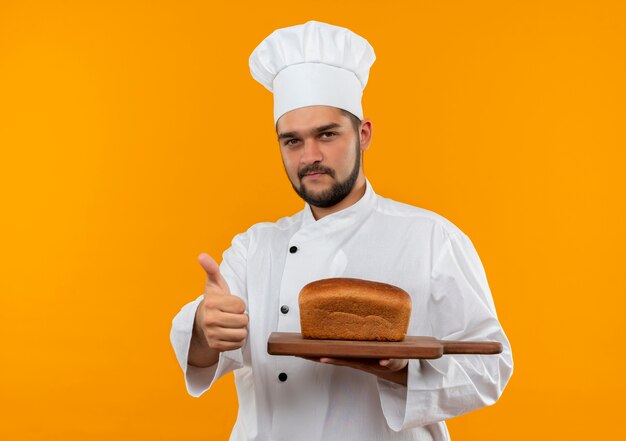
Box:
289, 246, 298, 254
280, 305, 289, 314
278, 372, 288, 382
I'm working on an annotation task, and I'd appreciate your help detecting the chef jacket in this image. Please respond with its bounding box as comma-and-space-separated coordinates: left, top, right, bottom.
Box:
170, 180, 513, 441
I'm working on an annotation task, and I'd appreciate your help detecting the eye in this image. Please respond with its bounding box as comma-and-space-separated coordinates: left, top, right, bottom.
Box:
283, 138, 301, 147
319, 132, 337, 139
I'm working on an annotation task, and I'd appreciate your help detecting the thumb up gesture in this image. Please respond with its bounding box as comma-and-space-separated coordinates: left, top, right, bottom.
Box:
194, 253, 249, 353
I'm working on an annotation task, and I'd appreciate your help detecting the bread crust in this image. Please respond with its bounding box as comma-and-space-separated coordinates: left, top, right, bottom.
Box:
299, 278, 412, 341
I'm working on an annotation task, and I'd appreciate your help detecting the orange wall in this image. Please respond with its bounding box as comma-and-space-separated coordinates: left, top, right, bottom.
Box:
1, 1, 624, 439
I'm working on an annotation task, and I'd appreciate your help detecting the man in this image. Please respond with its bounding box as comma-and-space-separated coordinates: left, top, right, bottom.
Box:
171, 21, 513, 441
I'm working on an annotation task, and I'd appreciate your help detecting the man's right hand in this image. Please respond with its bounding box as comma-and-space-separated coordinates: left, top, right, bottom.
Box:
188, 253, 249, 367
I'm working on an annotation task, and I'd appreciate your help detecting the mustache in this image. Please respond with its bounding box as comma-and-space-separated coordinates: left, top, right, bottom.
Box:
298, 164, 336, 180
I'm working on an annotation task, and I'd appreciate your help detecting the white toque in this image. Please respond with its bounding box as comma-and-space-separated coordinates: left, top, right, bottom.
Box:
249, 21, 376, 124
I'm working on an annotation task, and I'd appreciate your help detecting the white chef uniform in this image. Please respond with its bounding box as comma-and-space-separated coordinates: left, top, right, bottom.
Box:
170, 179, 513, 441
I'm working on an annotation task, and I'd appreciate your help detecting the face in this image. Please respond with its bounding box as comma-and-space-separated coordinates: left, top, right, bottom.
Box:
276, 106, 363, 208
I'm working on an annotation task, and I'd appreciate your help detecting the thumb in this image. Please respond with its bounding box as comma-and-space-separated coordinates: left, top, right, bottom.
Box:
198, 253, 231, 294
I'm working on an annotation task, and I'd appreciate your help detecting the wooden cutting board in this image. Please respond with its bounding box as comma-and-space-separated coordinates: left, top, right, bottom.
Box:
267, 332, 503, 359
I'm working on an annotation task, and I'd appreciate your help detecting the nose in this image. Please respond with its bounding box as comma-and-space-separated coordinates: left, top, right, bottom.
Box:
300, 138, 323, 165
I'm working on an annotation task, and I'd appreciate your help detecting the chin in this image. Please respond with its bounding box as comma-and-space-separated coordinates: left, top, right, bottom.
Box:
301, 180, 331, 193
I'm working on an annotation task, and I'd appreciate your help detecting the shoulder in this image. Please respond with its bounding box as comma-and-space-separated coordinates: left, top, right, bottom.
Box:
246, 209, 303, 235
231, 209, 304, 244
373, 194, 466, 239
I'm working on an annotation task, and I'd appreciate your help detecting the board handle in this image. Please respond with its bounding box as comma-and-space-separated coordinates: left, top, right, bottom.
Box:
440, 340, 503, 355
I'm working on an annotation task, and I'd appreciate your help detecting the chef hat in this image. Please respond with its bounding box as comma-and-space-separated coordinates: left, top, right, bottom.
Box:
249, 20, 376, 124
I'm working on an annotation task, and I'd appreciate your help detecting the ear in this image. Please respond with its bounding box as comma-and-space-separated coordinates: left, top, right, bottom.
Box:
359, 119, 373, 152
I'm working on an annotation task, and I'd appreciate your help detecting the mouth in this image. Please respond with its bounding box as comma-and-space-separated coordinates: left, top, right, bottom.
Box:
298, 165, 334, 181
303, 172, 327, 178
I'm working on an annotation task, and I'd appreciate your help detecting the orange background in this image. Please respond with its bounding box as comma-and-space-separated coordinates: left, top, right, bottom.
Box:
1, 1, 625, 439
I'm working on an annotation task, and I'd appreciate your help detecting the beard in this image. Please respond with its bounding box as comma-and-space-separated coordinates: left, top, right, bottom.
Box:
291, 142, 361, 208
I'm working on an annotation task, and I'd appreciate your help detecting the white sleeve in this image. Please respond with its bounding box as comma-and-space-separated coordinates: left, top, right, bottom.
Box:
169, 232, 250, 397
377, 229, 514, 430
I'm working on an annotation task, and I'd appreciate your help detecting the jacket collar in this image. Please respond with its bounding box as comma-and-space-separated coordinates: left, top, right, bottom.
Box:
297, 178, 377, 238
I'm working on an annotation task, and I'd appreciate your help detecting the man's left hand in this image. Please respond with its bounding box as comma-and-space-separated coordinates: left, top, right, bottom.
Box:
301, 357, 408, 386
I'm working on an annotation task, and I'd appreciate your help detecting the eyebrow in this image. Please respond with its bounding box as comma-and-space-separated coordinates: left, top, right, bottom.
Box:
277, 122, 342, 140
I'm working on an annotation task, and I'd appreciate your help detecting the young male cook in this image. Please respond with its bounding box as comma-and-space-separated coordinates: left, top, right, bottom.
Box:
171, 20, 513, 441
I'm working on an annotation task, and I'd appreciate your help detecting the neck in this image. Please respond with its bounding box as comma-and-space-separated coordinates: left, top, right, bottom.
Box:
310, 176, 367, 220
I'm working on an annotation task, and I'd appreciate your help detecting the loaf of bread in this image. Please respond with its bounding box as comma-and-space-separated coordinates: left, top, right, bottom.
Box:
299, 278, 411, 341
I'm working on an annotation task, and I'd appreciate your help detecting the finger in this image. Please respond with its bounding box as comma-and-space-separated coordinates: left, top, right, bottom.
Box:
302, 357, 344, 365
209, 338, 247, 352
379, 358, 408, 371
198, 253, 231, 294
206, 327, 248, 343
203, 295, 247, 315
320, 357, 392, 372
320, 357, 374, 367
204, 310, 249, 328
